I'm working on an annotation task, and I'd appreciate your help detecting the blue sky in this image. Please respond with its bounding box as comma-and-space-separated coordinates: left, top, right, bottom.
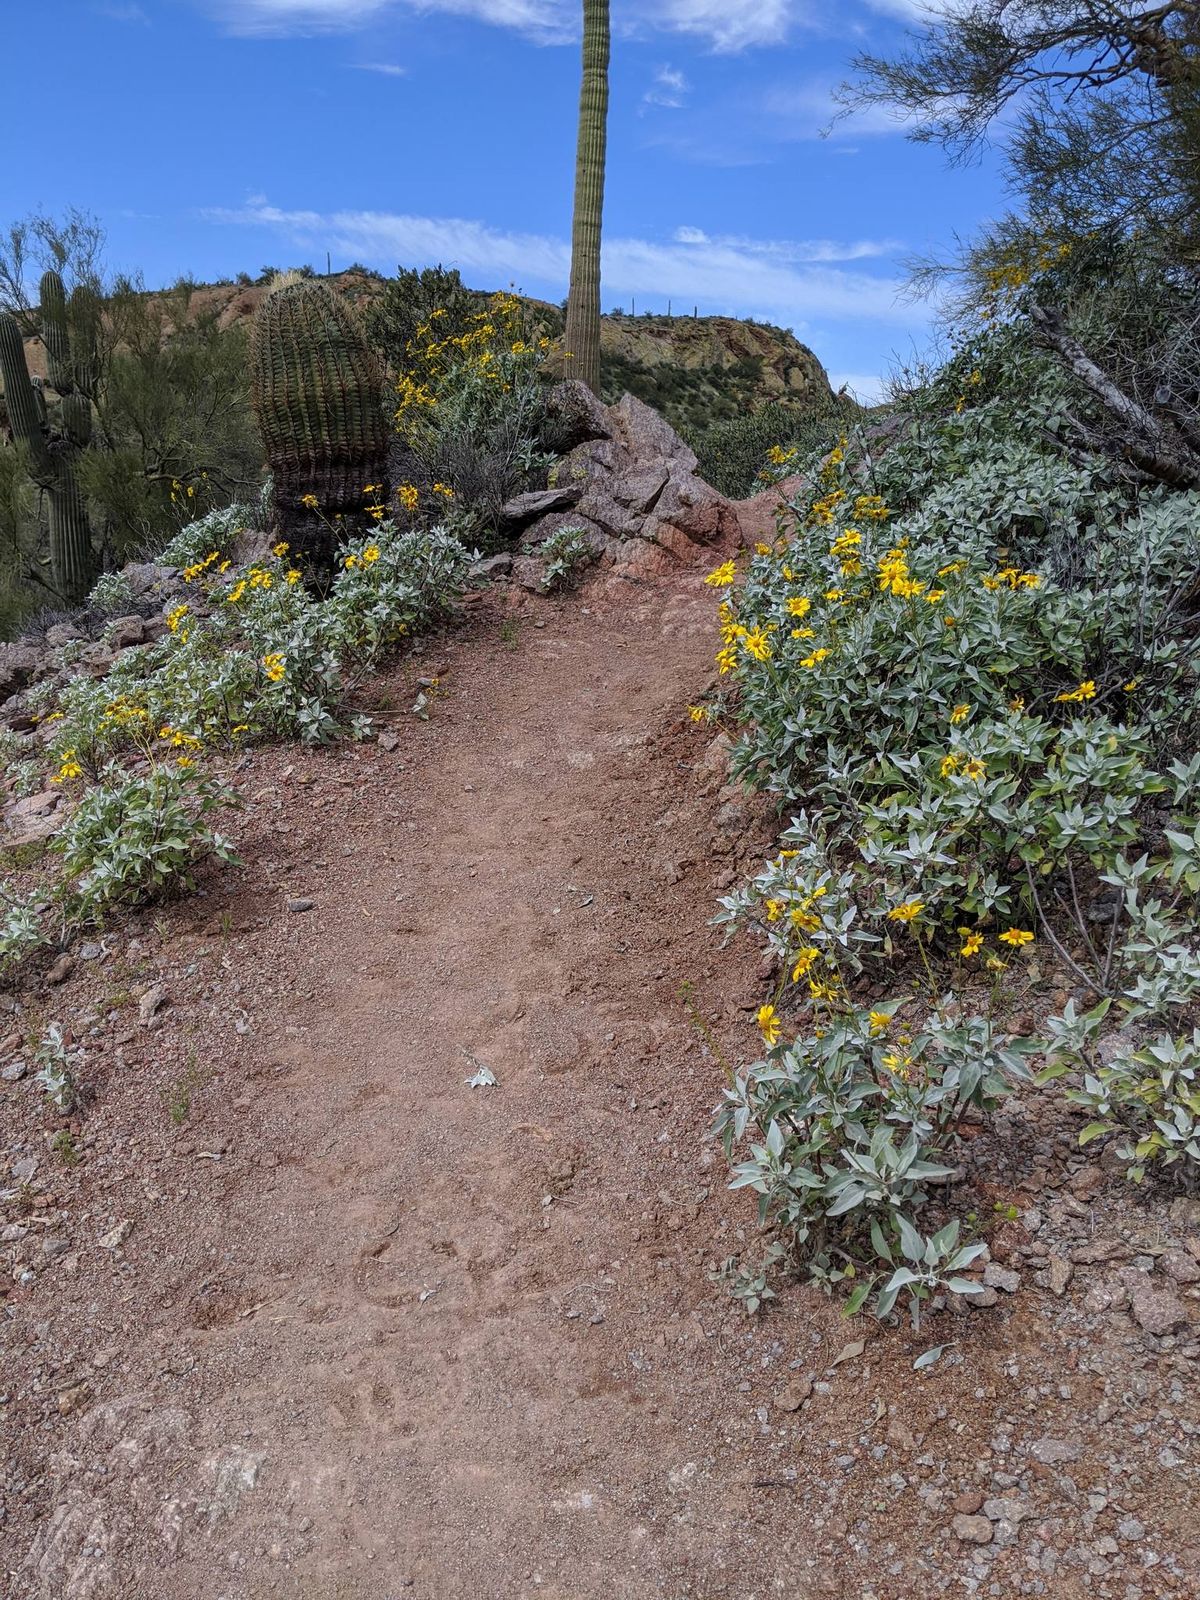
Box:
3, 0, 1007, 401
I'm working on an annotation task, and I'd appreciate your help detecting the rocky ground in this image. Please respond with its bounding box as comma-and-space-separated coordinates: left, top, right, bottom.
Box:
2, 557, 1199, 1598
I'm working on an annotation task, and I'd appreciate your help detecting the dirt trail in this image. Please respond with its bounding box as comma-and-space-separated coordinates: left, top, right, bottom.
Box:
6, 567, 1198, 1600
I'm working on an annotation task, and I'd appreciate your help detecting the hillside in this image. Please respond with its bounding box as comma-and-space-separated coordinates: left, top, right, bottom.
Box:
142, 270, 838, 439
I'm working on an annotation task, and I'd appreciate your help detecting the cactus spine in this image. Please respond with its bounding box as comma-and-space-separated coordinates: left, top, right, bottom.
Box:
0, 269, 96, 603
563, 0, 610, 395
250, 277, 389, 566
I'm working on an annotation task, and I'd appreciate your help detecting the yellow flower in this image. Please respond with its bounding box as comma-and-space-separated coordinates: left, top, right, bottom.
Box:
273, 541, 290, 557
53, 750, 83, 783
950, 703, 971, 725
757, 1004, 782, 1047
940, 753, 960, 778
345, 554, 358, 570
790, 627, 816, 641
300, 493, 320, 511
755, 542, 772, 556
791, 946, 819, 981
167, 604, 190, 634
1122, 678, 1139, 693
286, 568, 302, 585
800, 647, 831, 669
398, 483, 420, 512
363, 546, 381, 564
958, 929, 984, 959
176, 755, 195, 770
1009, 696, 1026, 713
868, 1011, 890, 1037
765, 899, 784, 922
715, 645, 738, 675
887, 901, 924, 924
963, 758, 987, 781
808, 977, 842, 1003
1055, 680, 1096, 704
704, 560, 737, 588
999, 928, 1034, 947
742, 629, 772, 663
925, 589, 946, 604
262, 652, 286, 683
687, 704, 706, 723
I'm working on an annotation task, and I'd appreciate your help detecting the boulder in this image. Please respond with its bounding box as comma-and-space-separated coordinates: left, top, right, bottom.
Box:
522, 389, 741, 579
613, 393, 699, 475
497, 485, 583, 532
0, 644, 41, 701
545, 379, 614, 450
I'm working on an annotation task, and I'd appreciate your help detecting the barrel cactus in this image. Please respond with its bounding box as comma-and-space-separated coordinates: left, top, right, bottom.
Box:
0, 270, 97, 604
250, 276, 389, 567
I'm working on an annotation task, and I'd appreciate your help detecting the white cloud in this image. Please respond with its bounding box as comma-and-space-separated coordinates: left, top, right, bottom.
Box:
205, 0, 830, 50
760, 79, 917, 140
643, 64, 689, 110
352, 60, 409, 73
647, 0, 795, 52
204, 201, 916, 328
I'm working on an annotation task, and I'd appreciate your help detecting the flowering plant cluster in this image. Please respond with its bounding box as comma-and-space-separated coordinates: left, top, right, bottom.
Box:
1, 513, 469, 979
391, 291, 557, 542
704, 351, 1200, 1321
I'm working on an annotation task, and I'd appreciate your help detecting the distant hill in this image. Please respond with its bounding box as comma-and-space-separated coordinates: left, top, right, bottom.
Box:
11, 269, 838, 446
165, 271, 838, 442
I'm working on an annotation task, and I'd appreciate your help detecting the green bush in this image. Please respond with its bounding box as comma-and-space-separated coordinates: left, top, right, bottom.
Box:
691, 403, 856, 499
705, 332, 1200, 1319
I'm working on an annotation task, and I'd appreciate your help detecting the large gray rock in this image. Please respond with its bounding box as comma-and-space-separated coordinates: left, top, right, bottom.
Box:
524, 388, 741, 578
613, 393, 699, 475
497, 485, 583, 531
546, 379, 614, 450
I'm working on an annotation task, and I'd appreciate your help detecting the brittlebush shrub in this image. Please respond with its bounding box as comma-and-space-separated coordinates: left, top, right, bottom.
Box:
704, 332, 1200, 1323
1, 515, 469, 978
389, 291, 557, 546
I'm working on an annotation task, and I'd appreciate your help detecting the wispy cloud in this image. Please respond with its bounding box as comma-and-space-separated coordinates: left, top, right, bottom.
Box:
760, 79, 917, 141
203, 0, 852, 51
203, 201, 917, 328
351, 60, 408, 74
642, 64, 689, 111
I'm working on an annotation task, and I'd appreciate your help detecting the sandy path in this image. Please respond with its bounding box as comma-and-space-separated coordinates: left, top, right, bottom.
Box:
10, 567, 1195, 1600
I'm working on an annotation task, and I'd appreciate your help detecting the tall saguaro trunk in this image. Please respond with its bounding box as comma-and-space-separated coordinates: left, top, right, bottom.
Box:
563, 0, 610, 395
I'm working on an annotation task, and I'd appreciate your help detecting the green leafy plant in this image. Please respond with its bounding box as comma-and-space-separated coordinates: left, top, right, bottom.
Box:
539, 526, 595, 591
55, 763, 240, 918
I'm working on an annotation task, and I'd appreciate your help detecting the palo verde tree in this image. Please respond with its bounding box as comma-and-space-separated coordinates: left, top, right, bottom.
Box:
844, 2, 1200, 491
563, 0, 611, 395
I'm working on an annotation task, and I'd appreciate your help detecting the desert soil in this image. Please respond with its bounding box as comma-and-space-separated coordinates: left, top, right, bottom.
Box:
2, 563, 1199, 1600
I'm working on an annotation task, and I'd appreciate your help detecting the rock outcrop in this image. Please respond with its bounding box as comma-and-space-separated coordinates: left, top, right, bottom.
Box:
508, 384, 743, 584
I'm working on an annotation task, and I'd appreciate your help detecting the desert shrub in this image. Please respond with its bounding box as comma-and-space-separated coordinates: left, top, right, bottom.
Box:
539, 526, 595, 591
692, 403, 855, 499
0, 519, 469, 982
55, 762, 239, 917
705, 351, 1200, 1317
86, 569, 136, 615
389, 290, 557, 547
157, 501, 260, 570
48, 520, 468, 771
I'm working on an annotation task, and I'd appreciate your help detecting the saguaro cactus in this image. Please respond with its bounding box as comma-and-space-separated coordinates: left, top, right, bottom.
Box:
250, 276, 389, 566
0, 269, 97, 604
563, 0, 611, 396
